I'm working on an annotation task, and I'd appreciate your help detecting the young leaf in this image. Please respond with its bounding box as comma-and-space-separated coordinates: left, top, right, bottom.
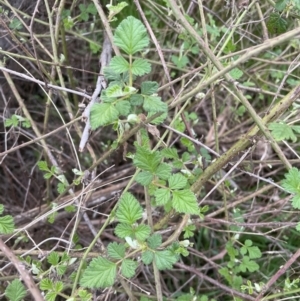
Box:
155, 188, 171, 206
5, 279, 27, 301
90, 103, 119, 130
121, 259, 138, 278
168, 174, 187, 190
40, 278, 53, 291
114, 16, 149, 55
80, 257, 117, 288
269, 122, 297, 142
240, 240, 262, 259
154, 250, 178, 270
238, 256, 259, 272
37, 161, 49, 172
133, 146, 162, 172
282, 167, 300, 194
143, 95, 167, 113
47, 252, 59, 265
147, 233, 162, 249
109, 56, 130, 74
131, 58, 151, 76
141, 81, 159, 95
172, 190, 198, 214
0, 215, 14, 234
116, 192, 143, 224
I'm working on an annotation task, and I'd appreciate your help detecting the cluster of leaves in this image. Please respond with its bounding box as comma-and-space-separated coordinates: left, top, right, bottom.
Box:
4, 114, 31, 128
89, 16, 168, 136
134, 144, 199, 214
37, 161, 68, 194
267, 0, 300, 34
219, 239, 262, 295
80, 192, 181, 289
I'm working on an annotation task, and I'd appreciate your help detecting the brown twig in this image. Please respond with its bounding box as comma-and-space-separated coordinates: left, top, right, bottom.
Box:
0, 238, 44, 301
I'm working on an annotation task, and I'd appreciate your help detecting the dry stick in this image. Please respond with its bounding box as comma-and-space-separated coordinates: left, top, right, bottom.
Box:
0, 117, 81, 158
0, 66, 90, 98
254, 249, 300, 301
92, 0, 120, 56
79, 34, 112, 151
176, 262, 256, 301
0, 238, 44, 301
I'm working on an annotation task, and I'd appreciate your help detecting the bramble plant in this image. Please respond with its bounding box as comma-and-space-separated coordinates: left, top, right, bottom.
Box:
78, 16, 199, 290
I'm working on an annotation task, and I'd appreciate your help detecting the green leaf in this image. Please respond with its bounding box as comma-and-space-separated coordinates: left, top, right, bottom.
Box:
161, 148, 178, 159
107, 2, 128, 21
239, 256, 259, 272
136, 171, 153, 186
291, 194, 300, 209
154, 250, 178, 270
107, 242, 125, 260
267, 12, 287, 34
5, 279, 27, 301
147, 233, 162, 249
134, 224, 151, 241
115, 100, 131, 116
131, 58, 151, 76
183, 224, 196, 238
141, 81, 159, 95
130, 94, 143, 105
40, 278, 53, 291
156, 163, 172, 180
142, 250, 154, 265
80, 257, 117, 288
43, 173, 52, 179
143, 95, 167, 113
53, 281, 63, 293
282, 167, 300, 194
37, 161, 49, 172
269, 122, 297, 142
106, 84, 126, 98
172, 190, 198, 214
275, 0, 288, 11
90, 103, 119, 130
45, 291, 57, 301
114, 16, 149, 55
115, 223, 134, 238
229, 68, 243, 80
155, 188, 171, 206
121, 259, 138, 278
0, 215, 14, 234
109, 56, 130, 74
47, 252, 59, 265
133, 146, 162, 172
171, 55, 189, 68
240, 240, 262, 259
57, 182, 66, 194
116, 192, 143, 224
169, 174, 187, 190
148, 111, 167, 125
0, 204, 3, 214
